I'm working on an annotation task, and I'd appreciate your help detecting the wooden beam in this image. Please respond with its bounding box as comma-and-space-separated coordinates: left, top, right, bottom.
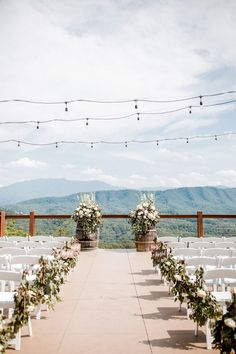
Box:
29, 211, 35, 236
197, 210, 203, 238
0, 211, 6, 237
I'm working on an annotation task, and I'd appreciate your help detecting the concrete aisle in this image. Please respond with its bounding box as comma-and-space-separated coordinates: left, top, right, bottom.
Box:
8, 249, 213, 354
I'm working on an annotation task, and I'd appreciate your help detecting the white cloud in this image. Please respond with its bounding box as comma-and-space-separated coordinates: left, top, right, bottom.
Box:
217, 170, 236, 177
80, 168, 103, 177
7, 157, 48, 169
61, 163, 76, 169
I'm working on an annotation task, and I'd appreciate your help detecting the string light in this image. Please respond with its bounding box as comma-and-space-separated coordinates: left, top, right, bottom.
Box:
36, 122, 39, 129
0, 98, 236, 127
91, 142, 93, 149
186, 138, 189, 143
17, 141, 20, 147
1, 132, 235, 148
200, 95, 203, 106
134, 100, 138, 110
65, 102, 68, 112
0, 90, 235, 106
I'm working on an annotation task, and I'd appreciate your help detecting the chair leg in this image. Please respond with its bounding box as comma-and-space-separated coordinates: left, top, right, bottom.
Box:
205, 319, 212, 350
15, 329, 21, 350
194, 322, 199, 337
28, 316, 32, 336
35, 304, 41, 320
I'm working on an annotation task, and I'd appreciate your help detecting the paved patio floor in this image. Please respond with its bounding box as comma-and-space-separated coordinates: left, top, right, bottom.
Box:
7, 249, 214, 354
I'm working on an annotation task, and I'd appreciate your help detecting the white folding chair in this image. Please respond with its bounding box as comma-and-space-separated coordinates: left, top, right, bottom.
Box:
18, 241, 42, 249
40, 241, 63, 249
168, 241, 187, 249
179, 237, 199, 242
0, 247, 27, 256
223, 236, 236, 242
202, 248, 232, 257
0, 255, 9, 270
205, 237, 224, 242
27, 248, 52, 256
172, 248, 201, 259
215, 242, 236, 249
201, 268, 236, 349
29, 235, 52, 242
7, 236, 28, 242
0, 241, 18, 248
220, 257, 236, 268
185, 257, 218, 275
189, 242, 214, 249
157, 236, 178, 243
53, 237, 72, 242
10, 255, 40, 273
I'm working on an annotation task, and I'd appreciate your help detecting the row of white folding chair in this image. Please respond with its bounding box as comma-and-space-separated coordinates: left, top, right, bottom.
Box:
170, 241, 236, 249
0, 270, 34, 350
0, 247, 53, 257
1, 236, 72, 242
157, 236, 179, 243
172, 248, 236, 258
0, 241, 64, 250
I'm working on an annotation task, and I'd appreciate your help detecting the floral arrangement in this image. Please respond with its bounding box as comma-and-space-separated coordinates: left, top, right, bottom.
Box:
71, 194, 102, 233
213, 293, 236, 353
151, 242, 222, 326
129, 194, 160, 237
0, 240, 80, 353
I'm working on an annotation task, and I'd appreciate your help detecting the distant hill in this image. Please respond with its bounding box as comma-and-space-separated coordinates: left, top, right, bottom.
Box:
0, 178, 120, 205
5, 186, 236, 214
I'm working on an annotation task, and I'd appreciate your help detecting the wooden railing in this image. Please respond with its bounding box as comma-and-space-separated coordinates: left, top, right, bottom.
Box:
0, 210, 236, 237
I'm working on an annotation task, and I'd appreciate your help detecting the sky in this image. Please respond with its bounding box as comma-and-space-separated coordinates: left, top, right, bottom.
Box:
0, 0, 236, 189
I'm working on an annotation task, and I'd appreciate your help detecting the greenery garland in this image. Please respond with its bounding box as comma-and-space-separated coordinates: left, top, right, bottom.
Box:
213, 293, 236, 354
0, 239, 80, 353
151, 241, 222, 326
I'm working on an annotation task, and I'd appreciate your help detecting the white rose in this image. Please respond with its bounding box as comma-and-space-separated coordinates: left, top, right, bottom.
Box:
150, 206, 155, 211
197, 289, 206, 298
166, 261, 171, 266
144, 210, 148, 215
27, 305, 35, 312
143, 202, 148, 207
224, 318, 236, 329
174, 274, 181, 281
96, 212, 101, 217
137, 204, 142, 209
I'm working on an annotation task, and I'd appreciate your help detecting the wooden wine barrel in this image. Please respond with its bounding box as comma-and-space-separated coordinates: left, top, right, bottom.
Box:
76, 225, 99, 251
135, 229, 157, 252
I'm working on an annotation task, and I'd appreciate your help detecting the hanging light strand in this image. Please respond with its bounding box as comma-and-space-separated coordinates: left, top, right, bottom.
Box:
1, 132, 235, 148
0, 98, 235, 127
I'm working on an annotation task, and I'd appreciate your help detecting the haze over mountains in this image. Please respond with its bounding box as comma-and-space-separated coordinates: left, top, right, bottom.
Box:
2, 179, 235, 215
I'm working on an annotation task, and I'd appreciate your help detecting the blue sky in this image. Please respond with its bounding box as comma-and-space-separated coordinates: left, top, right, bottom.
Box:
0, 0, 236, 188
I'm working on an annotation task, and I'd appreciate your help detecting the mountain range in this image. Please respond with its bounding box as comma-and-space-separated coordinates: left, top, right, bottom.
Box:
4, 185, 236, 215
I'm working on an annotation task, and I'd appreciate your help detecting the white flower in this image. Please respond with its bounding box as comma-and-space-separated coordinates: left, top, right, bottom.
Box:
27, 305, 35, 312
197, 289, 206, 298
224, 318, 236, 329
174, 274, 182, 281
143, 202, 148, 208
166, 261, 171, 266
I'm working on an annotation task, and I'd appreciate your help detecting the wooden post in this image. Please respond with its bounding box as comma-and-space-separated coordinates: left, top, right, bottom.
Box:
29, 211, 35, 236
0, 211, 6, 237
197, 210, 203, 238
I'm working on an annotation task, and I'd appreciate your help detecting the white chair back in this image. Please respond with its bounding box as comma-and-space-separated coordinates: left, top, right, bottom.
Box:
18, 241, 42, 248
204, 268, 236, 290
223, 237, 236, 242
168, 241, 187, 249
0, 270, 22, 291
189, 242, 214, 249
29, 235, 52, 242
216, 242, 236, 249
40, 241, 63, 249
27, 248, 52, 256
172, 248, 201, 258
185, 257, 218, 274
220, 257, 236, 268
0, 241, 17, 248
6, 236, 28, 242
53, 237, 72, 242
0, 255, 9, 270
10, 255, 40, 272
0, 247, 27, 256
202, 248, 232, 257
157, 236, 178, 243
